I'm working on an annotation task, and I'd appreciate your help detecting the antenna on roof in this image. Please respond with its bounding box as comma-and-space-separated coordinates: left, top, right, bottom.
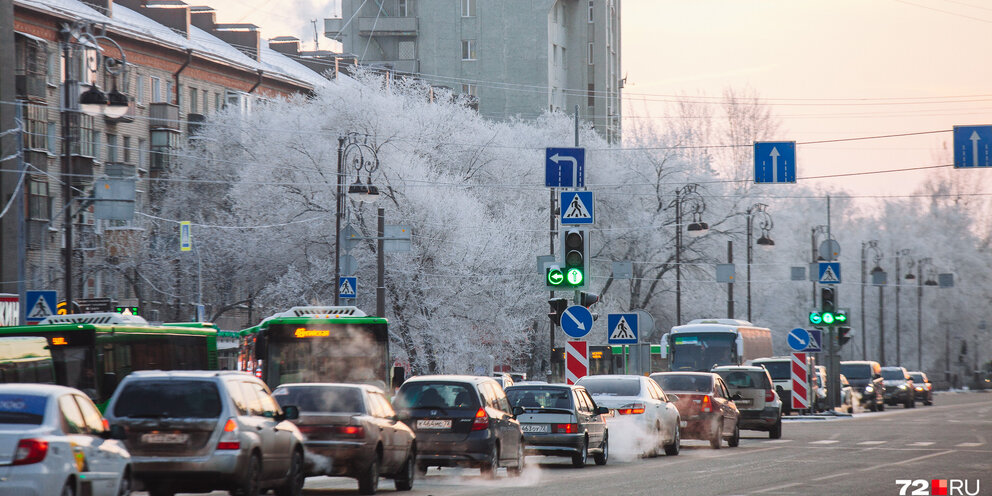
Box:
311, 19, 319, 51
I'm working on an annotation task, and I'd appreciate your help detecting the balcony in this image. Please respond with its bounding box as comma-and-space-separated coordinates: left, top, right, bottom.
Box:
149, 102, 180, 130
358, 16, 417, 36
68, 156, 95, 188
15, 74, 47, 101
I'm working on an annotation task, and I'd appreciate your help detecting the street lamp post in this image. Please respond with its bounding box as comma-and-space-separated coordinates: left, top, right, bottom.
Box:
861, 241, 883, 360
58, 20, 129, 309
334, 133, 380, 305
894, 249, 911, 366
915, 258, 938, 371
811, 225, 829, 307
745, 204, 774, 323
670, 184, 708, 326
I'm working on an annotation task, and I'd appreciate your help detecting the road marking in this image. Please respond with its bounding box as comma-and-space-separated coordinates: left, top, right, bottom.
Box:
857, 450, 954, 472
956, 442, 983, 447
812, 471, 853, 482
752, 482, 802, 494
907, 442, 935, 446
809, 440, 839, 444
765, 439, 792, 444
857, 441, 887, 445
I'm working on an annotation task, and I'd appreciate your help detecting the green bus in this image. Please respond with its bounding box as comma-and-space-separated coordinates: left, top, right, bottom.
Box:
0, 312, 218, 408
240, 306, 395, 391
163, 322, 240, 371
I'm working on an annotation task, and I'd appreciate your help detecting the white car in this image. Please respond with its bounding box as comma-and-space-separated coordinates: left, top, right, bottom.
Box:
575, 375, 681, 457
0, 384, 132, 496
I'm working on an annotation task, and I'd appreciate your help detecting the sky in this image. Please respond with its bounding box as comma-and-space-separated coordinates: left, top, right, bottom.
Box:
201, 0, 992, 197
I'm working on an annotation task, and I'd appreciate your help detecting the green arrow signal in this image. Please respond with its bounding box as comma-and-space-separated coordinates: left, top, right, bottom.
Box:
547, 268, 564, 285
566, 268, 584, 285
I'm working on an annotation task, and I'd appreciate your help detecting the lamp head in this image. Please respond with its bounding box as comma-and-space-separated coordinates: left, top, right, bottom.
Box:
687, 221, 709, 237
79, 85, 108, 115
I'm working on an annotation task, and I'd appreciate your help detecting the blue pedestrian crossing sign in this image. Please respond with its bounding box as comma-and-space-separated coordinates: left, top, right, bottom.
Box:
953, 125, 992, 168
560, 305, 593, 339
560, 191, 594, 225
754, 141, 796, 183
806, 329, 823, 353
25, 290, 57, 324
338, 277, 357, 299
607, 313, 638, 344
546, 147, 585, 188
787, 328, 810, 352
818, 262, 841, 284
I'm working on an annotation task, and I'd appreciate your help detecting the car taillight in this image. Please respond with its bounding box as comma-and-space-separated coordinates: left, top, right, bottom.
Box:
471, 407, 489, 431
552, 423, 578, 433
13, 439, 48, 465
617, 403, 646, 415
765, 389, 775, 402
334, 425, 366, 438
701, 395, 712, 413
217, 418, 240, 450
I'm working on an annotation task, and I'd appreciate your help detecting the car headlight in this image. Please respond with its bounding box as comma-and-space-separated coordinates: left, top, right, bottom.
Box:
898, 384, 907, 390
864, 385, 874, 393
915, 386, 924, 391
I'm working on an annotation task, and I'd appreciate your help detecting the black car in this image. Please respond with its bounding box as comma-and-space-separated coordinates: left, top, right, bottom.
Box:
881, 366, 916, 408
908, 371, 934, 406
504, 384, 609, 467
840, 360, 886, 412
393, 375, 524, 478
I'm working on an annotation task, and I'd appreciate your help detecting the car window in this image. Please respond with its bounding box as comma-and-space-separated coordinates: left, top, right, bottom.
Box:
59, 394, 86, 434
371, 392, 396, 418
0, 393, 46, 425
581, 390, 599, 410
394, 382, 480, 410
576, 377, 641, 396
74, 395, 105, 434
506, 387, 574, 409
644, 380, 660, 400
239, 382, 264, 416
881, 368, 907, 380
720, 371, 760, 388
652, 374, 712, 393
755, 361, 791, 380
491, 385, 512, 412
113, 380, 222, 419
648, 380, 668, 402
840, 363, 871, 380
272, 385, 366, 414
226, 380, 249, 415
252, 383, 282, 416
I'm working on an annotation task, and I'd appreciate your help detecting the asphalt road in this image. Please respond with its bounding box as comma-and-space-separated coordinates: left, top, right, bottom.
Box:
150, 392, 991, 496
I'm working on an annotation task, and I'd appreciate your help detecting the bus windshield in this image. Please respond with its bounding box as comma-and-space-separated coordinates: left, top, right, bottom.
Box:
669, 332, 737, 371
264, 323, 387, 390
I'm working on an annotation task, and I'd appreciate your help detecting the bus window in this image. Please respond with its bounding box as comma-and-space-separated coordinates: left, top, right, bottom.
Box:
0, 337, 56, 384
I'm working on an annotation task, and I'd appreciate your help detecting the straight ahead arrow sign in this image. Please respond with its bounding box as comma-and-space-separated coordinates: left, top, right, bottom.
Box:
971, 131, 981, 167
770, 147, 780, 183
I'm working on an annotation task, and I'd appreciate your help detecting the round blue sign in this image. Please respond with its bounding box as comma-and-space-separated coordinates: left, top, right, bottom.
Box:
787, 328, 811, 352
560, 305, 593, 339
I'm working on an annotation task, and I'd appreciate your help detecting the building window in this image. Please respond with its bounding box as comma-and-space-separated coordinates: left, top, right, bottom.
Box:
123, 136, 131, 164
166, 81, 174, 104
589, 0, 594, 22
398, 40, 415, 60
135, 75, 144, 104
461, 83, 477, 96
189, 87, 198, 114
69, 114, 95, 157
461, 0, 475, 17
201, 89, 208, 114
176, 84, 182, 109
215, 92, 222, 111
138, 138, 147, 170
24, 103, 48, 151
27, 179, 51, 221
106, 133, 117, 163
46, 47, 58, 85
561, 46, 566, 69
588, 43, 594, 65
151, 77, 162, 103
461, 40, 476, 60
150, 130, 179, 170
588, 83, 595, 107
47, 122, 56, 154
398, 0, 409, 16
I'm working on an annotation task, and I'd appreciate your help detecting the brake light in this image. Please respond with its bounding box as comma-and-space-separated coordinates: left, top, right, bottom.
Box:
552, 423, 578, 433
701, 395, 712, 413
617, 403, 645, 415
217, 418, 240, 450
471, 407, 489, 431
765, 389, 775, 402
335, 425, 366, 438
13, 439, 48, 465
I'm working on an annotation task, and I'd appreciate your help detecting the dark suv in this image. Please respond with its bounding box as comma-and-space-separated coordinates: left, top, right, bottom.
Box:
881, 366, 916, 408
393, 375, 524, 478
840, 360, 886, 412
104, 371, 305, 496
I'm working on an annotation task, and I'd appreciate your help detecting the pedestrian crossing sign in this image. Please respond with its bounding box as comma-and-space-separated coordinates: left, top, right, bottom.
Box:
338, 277, 357, 299
25, 290, 57, 324
560, 191, 594, 225
818, 262, 841, 284
607, 313, 638, 344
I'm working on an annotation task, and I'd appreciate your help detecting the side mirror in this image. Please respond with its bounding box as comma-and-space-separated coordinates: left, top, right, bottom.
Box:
512, 406, 525, 417
667, 394, 679, 403
595, 406, 609, 415
280, 405, 299, 421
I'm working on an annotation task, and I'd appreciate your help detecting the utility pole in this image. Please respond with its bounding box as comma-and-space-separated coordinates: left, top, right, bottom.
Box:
376, 207, 384, 317
0, 0, 19, 301
727, 241, 734, 319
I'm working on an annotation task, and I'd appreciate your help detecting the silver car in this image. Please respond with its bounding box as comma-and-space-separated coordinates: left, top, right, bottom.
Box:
0, 384, 132, 496
712, 365, 783, 438
104, 371, 305, 496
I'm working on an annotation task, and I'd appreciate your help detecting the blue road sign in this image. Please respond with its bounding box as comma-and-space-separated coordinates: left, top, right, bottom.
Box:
607, 313, 638, 345
953, 125, 992, 168
788, 328, 811, 352
806, 329, 823, 353
560, 191, 594, 225
338, 277, 357, 299
560, 305, 593, 339
25, 290, 57, 323
818, 262, 841, 284
754, 141, 796, 183
546, 147, 585, 187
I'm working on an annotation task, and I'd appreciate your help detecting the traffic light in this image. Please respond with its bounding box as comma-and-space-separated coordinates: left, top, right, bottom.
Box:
809, 288, 840, 325
837, 326, 853, 347
821, 287, 835, 314
579, 292, 599, 307
559, 228, 589, 289
547, 298, 568, 326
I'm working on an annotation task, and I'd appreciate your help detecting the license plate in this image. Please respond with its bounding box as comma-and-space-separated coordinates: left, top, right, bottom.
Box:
679, 420, 687, 428
521, 423, 550, 433
141, 433, 190, 444
736, 399, 753, 407
416, 419, 452, 430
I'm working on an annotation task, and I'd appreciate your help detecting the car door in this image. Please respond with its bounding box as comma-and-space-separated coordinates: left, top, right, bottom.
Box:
73, 394, 128, 496
577, 389, 604, 449
238, 381, 280, 478
368, 391, 401, 472
58, 394, 109, 495
253, 381, 294, 478
646, 380, 674, 442
716, 380, 738, 435
490, 383, 521, 462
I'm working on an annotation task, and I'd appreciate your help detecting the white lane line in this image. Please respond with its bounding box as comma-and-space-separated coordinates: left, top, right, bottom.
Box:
813, 471, 853, 482
908, 442, 935, 446
809, 440, 840, 444
956, 442, 983, 447
858, 441, 887, 445
765, 439, 792, 444
857, 450, 954, 472
752, 482, 802, 494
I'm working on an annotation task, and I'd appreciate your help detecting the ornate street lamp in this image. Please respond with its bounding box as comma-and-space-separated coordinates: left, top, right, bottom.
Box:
334, 133, 380, 305
670, 184, 708, 325
746, 204, 773, 323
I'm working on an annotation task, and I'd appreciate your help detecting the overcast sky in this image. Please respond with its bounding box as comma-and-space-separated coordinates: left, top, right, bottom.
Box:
202, 0, 992, 197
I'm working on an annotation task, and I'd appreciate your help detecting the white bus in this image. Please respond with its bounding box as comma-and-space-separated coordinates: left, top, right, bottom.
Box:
660, 319, 773, 372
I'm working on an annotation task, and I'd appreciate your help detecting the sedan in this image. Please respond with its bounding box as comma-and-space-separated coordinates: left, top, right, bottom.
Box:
907, 371, 934, 406
881, 366, 916, 408
650, 372, 740, 449
505, 384, 609, 467
575, 375, 681, 457
273, 383, 416, 494
0, 384, 132, 496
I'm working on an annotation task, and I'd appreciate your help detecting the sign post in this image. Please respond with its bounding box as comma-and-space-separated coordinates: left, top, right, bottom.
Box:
565, 340, 588, 385
791, 352, 810, 412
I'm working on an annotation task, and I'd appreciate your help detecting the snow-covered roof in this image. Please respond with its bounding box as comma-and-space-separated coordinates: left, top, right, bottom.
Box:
15, 0, 325, 90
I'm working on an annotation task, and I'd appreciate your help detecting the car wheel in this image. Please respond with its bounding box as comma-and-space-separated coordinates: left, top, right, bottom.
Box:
878, 401, 885, 411
148, 488, 174, 496
394, 448, 415, 491
924, 398, 932, 406
847, 404, 854, 414
275, 449, 305, 496
664, 425, 680, 456
358, 455, 380, 495
507, 442, 525, 476
594, 434, 609, 465
727, 422, 740, 448
416, 462, 428, 477
480, 444, 499, 479
769, 417, 782, 439
61, 481, 75, 496
571, 438, 588, 468
905, 397, 913, 409
116, 470, 132, 496
234, 454, 261, 496
709, 419, 723, 449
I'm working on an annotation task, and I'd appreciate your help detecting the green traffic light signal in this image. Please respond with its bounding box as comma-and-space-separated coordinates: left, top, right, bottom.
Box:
835, 310, 847, 323
566, 268, 584, 285
547, 267, 564, 286
822, 312, 835, 325
809, 312, 822, 325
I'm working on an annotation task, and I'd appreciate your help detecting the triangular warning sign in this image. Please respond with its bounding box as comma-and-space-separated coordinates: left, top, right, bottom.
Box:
610, 316, 635, 340
564, 194, 592, 219
339, 279, 355, 295
28, 297, 53, 319
820, 266, 840, 283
